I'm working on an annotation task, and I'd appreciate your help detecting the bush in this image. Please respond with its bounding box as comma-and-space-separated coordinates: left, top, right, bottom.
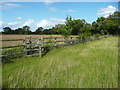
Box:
94, 34, 100, 37
78, 33, 91, 39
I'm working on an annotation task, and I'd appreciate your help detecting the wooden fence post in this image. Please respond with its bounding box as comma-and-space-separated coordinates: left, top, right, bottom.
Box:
54, 37, 57, 48
38, 37, 43, 57
64, 37, 66, 46
29, 37, 32, 50
42, 37, 44, 53
64, 37, 68, 46
23, 37, 26, 55
70, 37, 73, 45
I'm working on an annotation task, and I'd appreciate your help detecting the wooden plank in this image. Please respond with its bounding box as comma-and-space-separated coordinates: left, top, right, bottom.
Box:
24, 44, 41, 46
0, 39, 23, 42
1, 52, 23, 57
1, 45, 23, 49
24, 49, 41, 51
26, 54, 41, 56
43, 37, 64, 39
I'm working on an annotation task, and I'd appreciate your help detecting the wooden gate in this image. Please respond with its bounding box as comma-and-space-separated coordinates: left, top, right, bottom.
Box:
23, 37, 44, 56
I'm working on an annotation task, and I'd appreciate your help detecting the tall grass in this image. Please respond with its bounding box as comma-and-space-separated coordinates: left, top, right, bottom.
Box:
2, 36, 118, 88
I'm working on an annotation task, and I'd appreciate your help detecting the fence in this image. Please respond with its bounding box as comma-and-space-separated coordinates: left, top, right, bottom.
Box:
23, 36, 78, 56
22, 35, 108, 57
1, 35, 108, 58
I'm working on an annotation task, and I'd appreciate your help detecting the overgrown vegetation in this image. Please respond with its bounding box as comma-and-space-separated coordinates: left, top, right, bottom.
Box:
2, 36, 118, 88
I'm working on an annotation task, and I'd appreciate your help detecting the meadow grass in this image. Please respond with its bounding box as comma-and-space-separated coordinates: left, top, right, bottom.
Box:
2, 36, 118, 88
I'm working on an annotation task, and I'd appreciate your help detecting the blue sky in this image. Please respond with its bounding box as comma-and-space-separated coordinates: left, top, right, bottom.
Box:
0, 1, 119, 31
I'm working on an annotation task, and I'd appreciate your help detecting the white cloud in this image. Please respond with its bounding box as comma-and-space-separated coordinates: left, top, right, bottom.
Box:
8, 22, 21, 26
44, 0, 57, 5
103, 14, 109, 18
44, 0, 57, 12
0, 21, 21, 26
23, 19, 34, 26
47, 7, 57, 12
0, 1, 22, 9
17, 17, 22, 20
0, 18, 66, 31
63, 9, 77, 13
0, 21, 4, 27
97, 5, 117, 18
0, 21, 22, 31
37, 18, 65, 28
22, 19, 36, 30
2, 0, 120, 2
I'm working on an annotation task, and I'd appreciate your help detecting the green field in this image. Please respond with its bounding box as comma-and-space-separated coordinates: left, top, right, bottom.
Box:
2, 36, 118, 88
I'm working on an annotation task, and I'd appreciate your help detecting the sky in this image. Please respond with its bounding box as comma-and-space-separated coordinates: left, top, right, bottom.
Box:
0, 1, 119, 31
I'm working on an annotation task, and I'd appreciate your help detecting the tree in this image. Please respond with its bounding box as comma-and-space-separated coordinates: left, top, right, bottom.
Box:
22, 26, 31, 34
14, 28, 26, 34
91, 12, 120, 36
107, 11, 120, 35
65, 16, 87, 35
35, 27, 44, 34
3, 27, 13, 34
60, 25, 71, 37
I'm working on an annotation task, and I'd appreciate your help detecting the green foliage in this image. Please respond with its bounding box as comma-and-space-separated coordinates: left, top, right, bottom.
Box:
94, 34, 101, 37
3, 27, 13, 34
92, 12, 119, 35
65, 16, 87, 35
35, 27, 43, 34
61, 26, 71, 37
78, 33, 91, 39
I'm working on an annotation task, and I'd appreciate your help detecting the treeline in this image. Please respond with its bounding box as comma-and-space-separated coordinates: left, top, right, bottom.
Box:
2, 11, 120, 36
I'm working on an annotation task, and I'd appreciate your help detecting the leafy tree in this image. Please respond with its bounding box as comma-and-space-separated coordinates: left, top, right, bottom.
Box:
14, 28, 26, 34
22, 26, 31, 34
35, 27, 44, 34
65, 16, 87, 35
3, 27, 13, 34
59, 25, 71, 37
91, 12, 120, 36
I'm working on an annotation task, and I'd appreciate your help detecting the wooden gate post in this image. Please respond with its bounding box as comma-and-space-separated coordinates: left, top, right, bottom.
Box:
29, 37, 32, 50
38, 37, 41, 57
64, 37, 68, 46
23, 37, 26, 55
38, 37, 43, 57
64, 37, 66, 46
41, 37, 44, 53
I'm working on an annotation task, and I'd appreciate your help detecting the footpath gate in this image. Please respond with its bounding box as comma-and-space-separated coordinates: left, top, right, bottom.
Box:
23, 37, 44, 56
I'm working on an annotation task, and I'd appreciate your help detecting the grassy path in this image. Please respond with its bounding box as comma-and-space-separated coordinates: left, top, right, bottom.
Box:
3, 36, 118, 88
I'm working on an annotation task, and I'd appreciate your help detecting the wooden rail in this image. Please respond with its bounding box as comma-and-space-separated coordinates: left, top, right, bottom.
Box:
0, 39, 23, 42
0, 45, 22, 49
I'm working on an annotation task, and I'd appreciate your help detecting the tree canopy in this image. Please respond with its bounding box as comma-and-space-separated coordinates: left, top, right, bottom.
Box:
2, 11, 119, 36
